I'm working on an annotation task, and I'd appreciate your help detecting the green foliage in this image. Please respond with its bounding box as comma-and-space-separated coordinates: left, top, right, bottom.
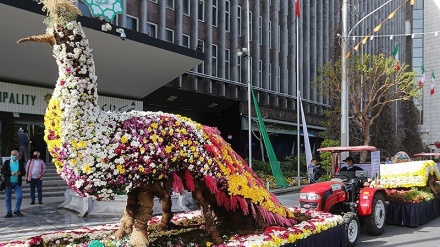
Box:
314, 53, 419, 149
251, 160, 272, 175
318, 139, 340, 172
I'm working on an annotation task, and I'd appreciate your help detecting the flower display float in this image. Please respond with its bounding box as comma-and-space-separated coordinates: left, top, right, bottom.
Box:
379, 160, 440, 189
0, 207, 343, 247
16, 1, 306, 246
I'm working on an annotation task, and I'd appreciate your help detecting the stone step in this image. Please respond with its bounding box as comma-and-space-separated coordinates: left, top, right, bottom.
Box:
0, 188, 68, 200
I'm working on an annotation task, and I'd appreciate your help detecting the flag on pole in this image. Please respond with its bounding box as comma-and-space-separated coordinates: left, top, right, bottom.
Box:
393, 43, 400, 71
431, 71, 436, 95
419, 64, 425, 89
299, 95, 312, 166
295, 0, 300, 18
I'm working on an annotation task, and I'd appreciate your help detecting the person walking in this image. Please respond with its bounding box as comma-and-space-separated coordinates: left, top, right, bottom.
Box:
1, 150, 26, 218
25, 151, 46, 205
18, 128, 30, 163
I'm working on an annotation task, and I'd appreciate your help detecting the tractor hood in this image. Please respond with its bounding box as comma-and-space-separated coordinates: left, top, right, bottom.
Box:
300, 181, 345, 194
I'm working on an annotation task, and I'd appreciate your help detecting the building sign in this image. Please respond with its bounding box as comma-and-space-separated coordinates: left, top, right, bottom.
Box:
81, 0, 123, 22
0, 81, 143, 115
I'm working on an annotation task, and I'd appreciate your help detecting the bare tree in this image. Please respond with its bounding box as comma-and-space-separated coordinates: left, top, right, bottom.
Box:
314, 54, 419, 162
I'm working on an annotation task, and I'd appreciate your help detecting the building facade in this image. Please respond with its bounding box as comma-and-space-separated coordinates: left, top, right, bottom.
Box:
0, 0, 413, 161
82, 0, 344, 160
420, 0, 440, 149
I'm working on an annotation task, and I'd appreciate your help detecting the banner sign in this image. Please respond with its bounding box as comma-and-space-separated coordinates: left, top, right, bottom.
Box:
0, 81, 143, 115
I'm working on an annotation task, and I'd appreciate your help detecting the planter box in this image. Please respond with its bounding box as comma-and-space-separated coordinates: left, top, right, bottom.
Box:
58, 189, 197, 218
386, 197, 440, 227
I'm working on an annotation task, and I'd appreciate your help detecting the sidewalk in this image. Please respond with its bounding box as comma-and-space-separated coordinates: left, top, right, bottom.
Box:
0, 186, 304, 243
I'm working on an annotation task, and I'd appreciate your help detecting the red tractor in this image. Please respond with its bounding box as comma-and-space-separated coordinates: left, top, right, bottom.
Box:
299, 146, 387, 246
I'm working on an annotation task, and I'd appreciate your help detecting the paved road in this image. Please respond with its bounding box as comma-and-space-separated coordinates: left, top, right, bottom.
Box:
0, 191, 440, 246
276, 193, 440, 247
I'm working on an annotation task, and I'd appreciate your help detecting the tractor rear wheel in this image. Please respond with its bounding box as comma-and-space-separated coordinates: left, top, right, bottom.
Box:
343, 212, 359, 246
365, 193, 386, 236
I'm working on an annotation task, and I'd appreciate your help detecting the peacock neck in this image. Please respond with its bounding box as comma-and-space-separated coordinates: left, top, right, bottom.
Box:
50, 21, 99, 116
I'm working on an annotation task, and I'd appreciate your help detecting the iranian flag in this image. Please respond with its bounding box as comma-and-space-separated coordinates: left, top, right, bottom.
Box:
393, 43, 400, 71
431, 71, 436, 95
419, 65, 425, 89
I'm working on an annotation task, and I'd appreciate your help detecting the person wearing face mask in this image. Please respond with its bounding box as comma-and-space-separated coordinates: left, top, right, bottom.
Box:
1, 150, 26, 218
25, 151, 46, 205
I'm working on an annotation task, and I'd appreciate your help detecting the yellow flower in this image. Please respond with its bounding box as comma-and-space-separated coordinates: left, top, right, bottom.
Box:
206, 242, 212, 247
165, 146, 172, 153
140, 147, 146, 154
151, 122, 158, 129
121, 135, 128, 144
139, 166, 145, 172
83, 164, 92, 174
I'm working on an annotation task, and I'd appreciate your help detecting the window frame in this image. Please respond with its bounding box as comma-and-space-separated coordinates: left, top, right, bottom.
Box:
165, 28, 174, 43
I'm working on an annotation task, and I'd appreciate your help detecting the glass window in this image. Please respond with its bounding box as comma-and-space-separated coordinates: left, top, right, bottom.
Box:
269, 63, 272, 89
259, 16, 262, 45
198, 1, 204, 22
225, 1, 230, 32
212, 45, 218, 76
78, 1, 91, 17
259, 60, 262, 87
269, 21, 271, 49
225, 49, 230, 79
146, 22, 157, 38
183, 0, 190, 16
213, 0, 218, 27
182, 34, 190, 48
238, 5, 241, 37
238, 56, 242, 83
148, 0, 157, 3
167, 0, 174, 9
198, 40, 205, 73
249, 11, 252, 41
127, 15, 139, 31
165, 28, 174, 43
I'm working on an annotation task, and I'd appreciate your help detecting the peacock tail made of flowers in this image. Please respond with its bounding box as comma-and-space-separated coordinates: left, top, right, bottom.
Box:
40, 0, 294, 225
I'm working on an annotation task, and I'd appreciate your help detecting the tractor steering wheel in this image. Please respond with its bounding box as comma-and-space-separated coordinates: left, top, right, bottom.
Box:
337, 174, 350, 182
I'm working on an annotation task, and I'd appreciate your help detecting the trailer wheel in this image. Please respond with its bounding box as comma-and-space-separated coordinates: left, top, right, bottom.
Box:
365, 193, 386, 236
343, 212, 359, 246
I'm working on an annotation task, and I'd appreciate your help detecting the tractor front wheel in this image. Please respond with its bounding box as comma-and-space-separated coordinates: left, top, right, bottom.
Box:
365, 193, 386, 236
343, 212, 359, 246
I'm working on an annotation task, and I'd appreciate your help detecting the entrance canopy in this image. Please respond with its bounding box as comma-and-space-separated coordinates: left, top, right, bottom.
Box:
0, 0, 204, 100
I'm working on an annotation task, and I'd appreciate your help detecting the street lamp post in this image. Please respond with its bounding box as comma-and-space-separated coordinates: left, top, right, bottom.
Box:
237, 0, 252, 169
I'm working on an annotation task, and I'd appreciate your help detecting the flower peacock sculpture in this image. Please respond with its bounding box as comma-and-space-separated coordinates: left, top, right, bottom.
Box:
18, 1, 299, 246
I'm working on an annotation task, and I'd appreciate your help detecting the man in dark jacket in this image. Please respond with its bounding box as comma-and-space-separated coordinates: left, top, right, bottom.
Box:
1, 150, 26, 218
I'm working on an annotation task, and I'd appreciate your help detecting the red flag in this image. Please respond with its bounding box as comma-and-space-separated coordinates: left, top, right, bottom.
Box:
295, 0, 300, 18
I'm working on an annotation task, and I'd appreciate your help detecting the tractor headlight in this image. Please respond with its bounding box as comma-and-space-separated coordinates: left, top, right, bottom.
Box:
300, 193, 321, 200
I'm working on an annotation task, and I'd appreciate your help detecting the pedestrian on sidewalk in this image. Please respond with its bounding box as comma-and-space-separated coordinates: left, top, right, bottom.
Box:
1, 150, 26, 218
18, 128, 30, 163
25, 151, 46, 205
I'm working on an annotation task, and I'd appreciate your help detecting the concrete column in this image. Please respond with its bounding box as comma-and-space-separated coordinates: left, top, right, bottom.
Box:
251, 0, 260, 88
302, 0, 310, 112
280, 0, 288, 109
139, 0, 148, 34
270, 0, 279, 107
261, 0, 270, 105
119, 0, 127, 28
287, 0, 296, 110
242, 0, 250, 89
204, 0, 213, 94
175, 0, 183, 45
158, 0, 166, 40
230, 0, 238, 98
218, 0, 226, 96
190, 0, 199, 91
